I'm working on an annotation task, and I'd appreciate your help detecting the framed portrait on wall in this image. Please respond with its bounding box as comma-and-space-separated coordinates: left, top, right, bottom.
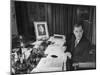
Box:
34, 22, 49, 40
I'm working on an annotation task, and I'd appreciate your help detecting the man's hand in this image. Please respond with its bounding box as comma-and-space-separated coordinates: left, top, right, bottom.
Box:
66, 52, 72, 59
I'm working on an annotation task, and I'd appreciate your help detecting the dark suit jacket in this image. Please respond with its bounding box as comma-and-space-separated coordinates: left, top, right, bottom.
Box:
66, 35, 91, 63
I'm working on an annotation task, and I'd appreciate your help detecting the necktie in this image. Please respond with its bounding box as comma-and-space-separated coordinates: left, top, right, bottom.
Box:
75, 39, 79, 47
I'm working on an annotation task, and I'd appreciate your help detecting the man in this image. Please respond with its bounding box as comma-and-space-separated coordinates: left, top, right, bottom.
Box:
65, 22, 91, 70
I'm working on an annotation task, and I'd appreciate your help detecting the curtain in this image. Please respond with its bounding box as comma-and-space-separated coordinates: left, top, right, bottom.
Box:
46, 4, 78, 40
82, 6, 96, 45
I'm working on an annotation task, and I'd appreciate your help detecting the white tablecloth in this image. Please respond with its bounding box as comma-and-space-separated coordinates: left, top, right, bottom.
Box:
31, 44, 67, 73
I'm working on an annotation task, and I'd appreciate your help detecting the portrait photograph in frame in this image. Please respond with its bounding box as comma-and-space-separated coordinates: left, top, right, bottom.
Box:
34, 22, 49, 40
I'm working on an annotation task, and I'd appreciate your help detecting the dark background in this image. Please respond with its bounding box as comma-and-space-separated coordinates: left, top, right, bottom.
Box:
11, 1, 96, 46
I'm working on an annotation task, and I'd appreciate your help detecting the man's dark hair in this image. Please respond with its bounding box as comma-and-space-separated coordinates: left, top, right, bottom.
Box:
73, 21, 84, 30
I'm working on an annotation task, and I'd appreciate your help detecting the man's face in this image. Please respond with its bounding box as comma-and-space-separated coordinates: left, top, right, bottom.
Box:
73, 26, 83, 40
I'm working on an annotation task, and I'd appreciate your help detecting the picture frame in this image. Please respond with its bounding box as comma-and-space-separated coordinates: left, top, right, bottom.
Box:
34, 21, 49, 40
